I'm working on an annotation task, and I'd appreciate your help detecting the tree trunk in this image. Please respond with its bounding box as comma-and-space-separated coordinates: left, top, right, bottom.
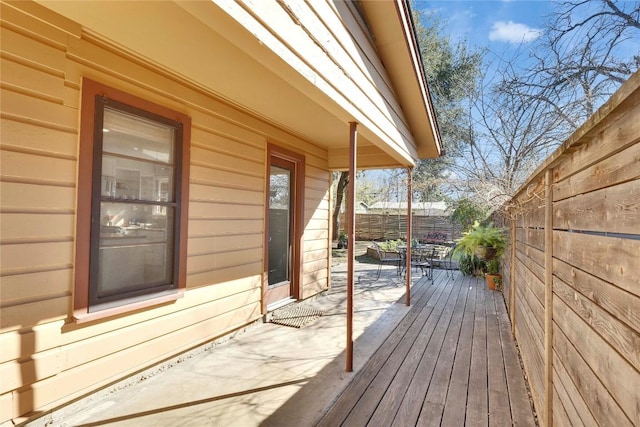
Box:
332, 171, 349, 241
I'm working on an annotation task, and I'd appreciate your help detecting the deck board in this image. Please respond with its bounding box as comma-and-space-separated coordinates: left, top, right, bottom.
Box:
417, 273, 470, 426
316, 274, 439, 427
316, 272, 536, 427
342, 272, 454, 426
496, 293, 538, 427
440, 278, 477, 427
466, 280, 489, 427
487, 288, 512, 426
387, 272, 464, 426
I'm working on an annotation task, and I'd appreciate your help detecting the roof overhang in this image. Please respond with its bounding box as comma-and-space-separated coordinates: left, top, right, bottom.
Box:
33, 0, 441, 169
359, 0, 442, 159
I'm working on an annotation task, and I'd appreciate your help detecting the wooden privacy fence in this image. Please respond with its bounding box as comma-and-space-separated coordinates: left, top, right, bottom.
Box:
339, 213, 459, 241
499, 71, 640, 427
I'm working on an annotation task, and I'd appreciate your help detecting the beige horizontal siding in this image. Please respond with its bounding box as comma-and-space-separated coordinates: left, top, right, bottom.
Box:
189, 183, 263, 205
187, 248, 263, 274
1, 242, 74, 278
0, 181, 75, 211
187, 265, 264, 290
0, 213, 74, 242
0, 118, 77, 155
189, 202, 264, 220
304, 238, 330, 254
304, 229, 329, 242
306, 218, 329, 232
306, 205, 329, 221
8, 303, 261, 419
1, 268, 72, 307
188, 234, 263, 256
190, 165, 264, 191
224, 0, 416, 159
300, 157, 330, 298
305, 248, 330, 262
191, 126, 265, 162
0, 1, 330, 423
188, 218, 264, 237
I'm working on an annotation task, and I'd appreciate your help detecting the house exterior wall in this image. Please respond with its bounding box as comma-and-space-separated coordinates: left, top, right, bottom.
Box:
0, 2, 330, 422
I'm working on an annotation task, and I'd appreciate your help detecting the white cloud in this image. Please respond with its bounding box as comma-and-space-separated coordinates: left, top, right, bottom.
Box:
489, 20, 542, 44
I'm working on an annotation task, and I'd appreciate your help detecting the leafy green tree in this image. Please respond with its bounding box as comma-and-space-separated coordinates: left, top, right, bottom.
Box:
450, 199, 487, 233
331, 3, 483, 235
356, 172, 381, 206
331, 170, 376, 241
331, 171, 349, 241
410, 5, 484, 201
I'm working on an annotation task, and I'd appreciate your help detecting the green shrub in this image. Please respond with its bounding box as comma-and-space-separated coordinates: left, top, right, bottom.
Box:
451, 199, 486, 232
486, 258, 501, 275
454, 221, 506, 260
378, 239, 403, 252
458, 254, 485, 276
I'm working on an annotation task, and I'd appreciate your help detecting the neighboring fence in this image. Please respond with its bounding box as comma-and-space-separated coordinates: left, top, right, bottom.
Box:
340, 213, 459, 242
500, 71, 640, 426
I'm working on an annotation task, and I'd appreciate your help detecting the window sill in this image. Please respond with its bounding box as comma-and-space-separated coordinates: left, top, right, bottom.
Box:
73, 290, 184, 324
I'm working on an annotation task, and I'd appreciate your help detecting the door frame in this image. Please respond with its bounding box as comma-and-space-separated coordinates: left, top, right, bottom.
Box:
263, 143, 305, 313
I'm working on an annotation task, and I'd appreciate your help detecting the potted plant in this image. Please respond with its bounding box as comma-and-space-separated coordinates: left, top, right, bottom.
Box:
454, 221, 506, 262
485, 258, 502, 291
337, 230, 348, 249
458, 253, 485, 277
454, 221, 507, 288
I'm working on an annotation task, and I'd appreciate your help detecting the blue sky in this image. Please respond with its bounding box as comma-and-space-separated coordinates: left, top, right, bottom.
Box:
415, 0, 556, 51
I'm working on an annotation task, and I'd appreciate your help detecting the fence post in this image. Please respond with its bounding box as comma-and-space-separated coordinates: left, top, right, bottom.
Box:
544, 168, 554, 426
382, 214, 386, 240
510, 215, 517, 336
406, 168, 412, 306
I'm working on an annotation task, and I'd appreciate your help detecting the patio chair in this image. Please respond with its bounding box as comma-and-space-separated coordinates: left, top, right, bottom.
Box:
411, 245, 433, 281
446, 243, 457, 277
372, 242, 402, 279
399, 245, 432, 280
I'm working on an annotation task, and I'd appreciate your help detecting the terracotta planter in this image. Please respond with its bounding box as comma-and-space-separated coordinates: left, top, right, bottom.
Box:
485, 273, 502, 291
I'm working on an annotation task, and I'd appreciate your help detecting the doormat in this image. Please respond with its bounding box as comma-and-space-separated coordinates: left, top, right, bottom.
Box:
270, 306, 323, 328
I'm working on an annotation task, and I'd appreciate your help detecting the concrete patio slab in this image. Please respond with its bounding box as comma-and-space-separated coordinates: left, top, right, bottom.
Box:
28, 263, 420, 427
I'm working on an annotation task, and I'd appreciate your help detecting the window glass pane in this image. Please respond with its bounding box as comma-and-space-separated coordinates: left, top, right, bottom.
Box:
97, 202, 175, 298
101, 155, 174, 202
102, 107, 174, 165
80, 82, 187, 316
268, 165, 291, 285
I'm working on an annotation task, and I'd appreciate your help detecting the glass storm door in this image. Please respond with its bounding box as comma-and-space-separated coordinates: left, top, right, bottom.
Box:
266, 158, 295, 306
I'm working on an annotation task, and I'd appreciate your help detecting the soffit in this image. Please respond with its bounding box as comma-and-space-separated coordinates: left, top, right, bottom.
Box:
34, 0, 437, 168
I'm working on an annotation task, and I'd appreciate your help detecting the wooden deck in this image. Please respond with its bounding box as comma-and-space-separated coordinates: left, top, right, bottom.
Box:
317, 270, 537, 427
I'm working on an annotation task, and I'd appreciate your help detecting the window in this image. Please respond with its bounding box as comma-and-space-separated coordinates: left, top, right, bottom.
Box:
74, 79, 190, 321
